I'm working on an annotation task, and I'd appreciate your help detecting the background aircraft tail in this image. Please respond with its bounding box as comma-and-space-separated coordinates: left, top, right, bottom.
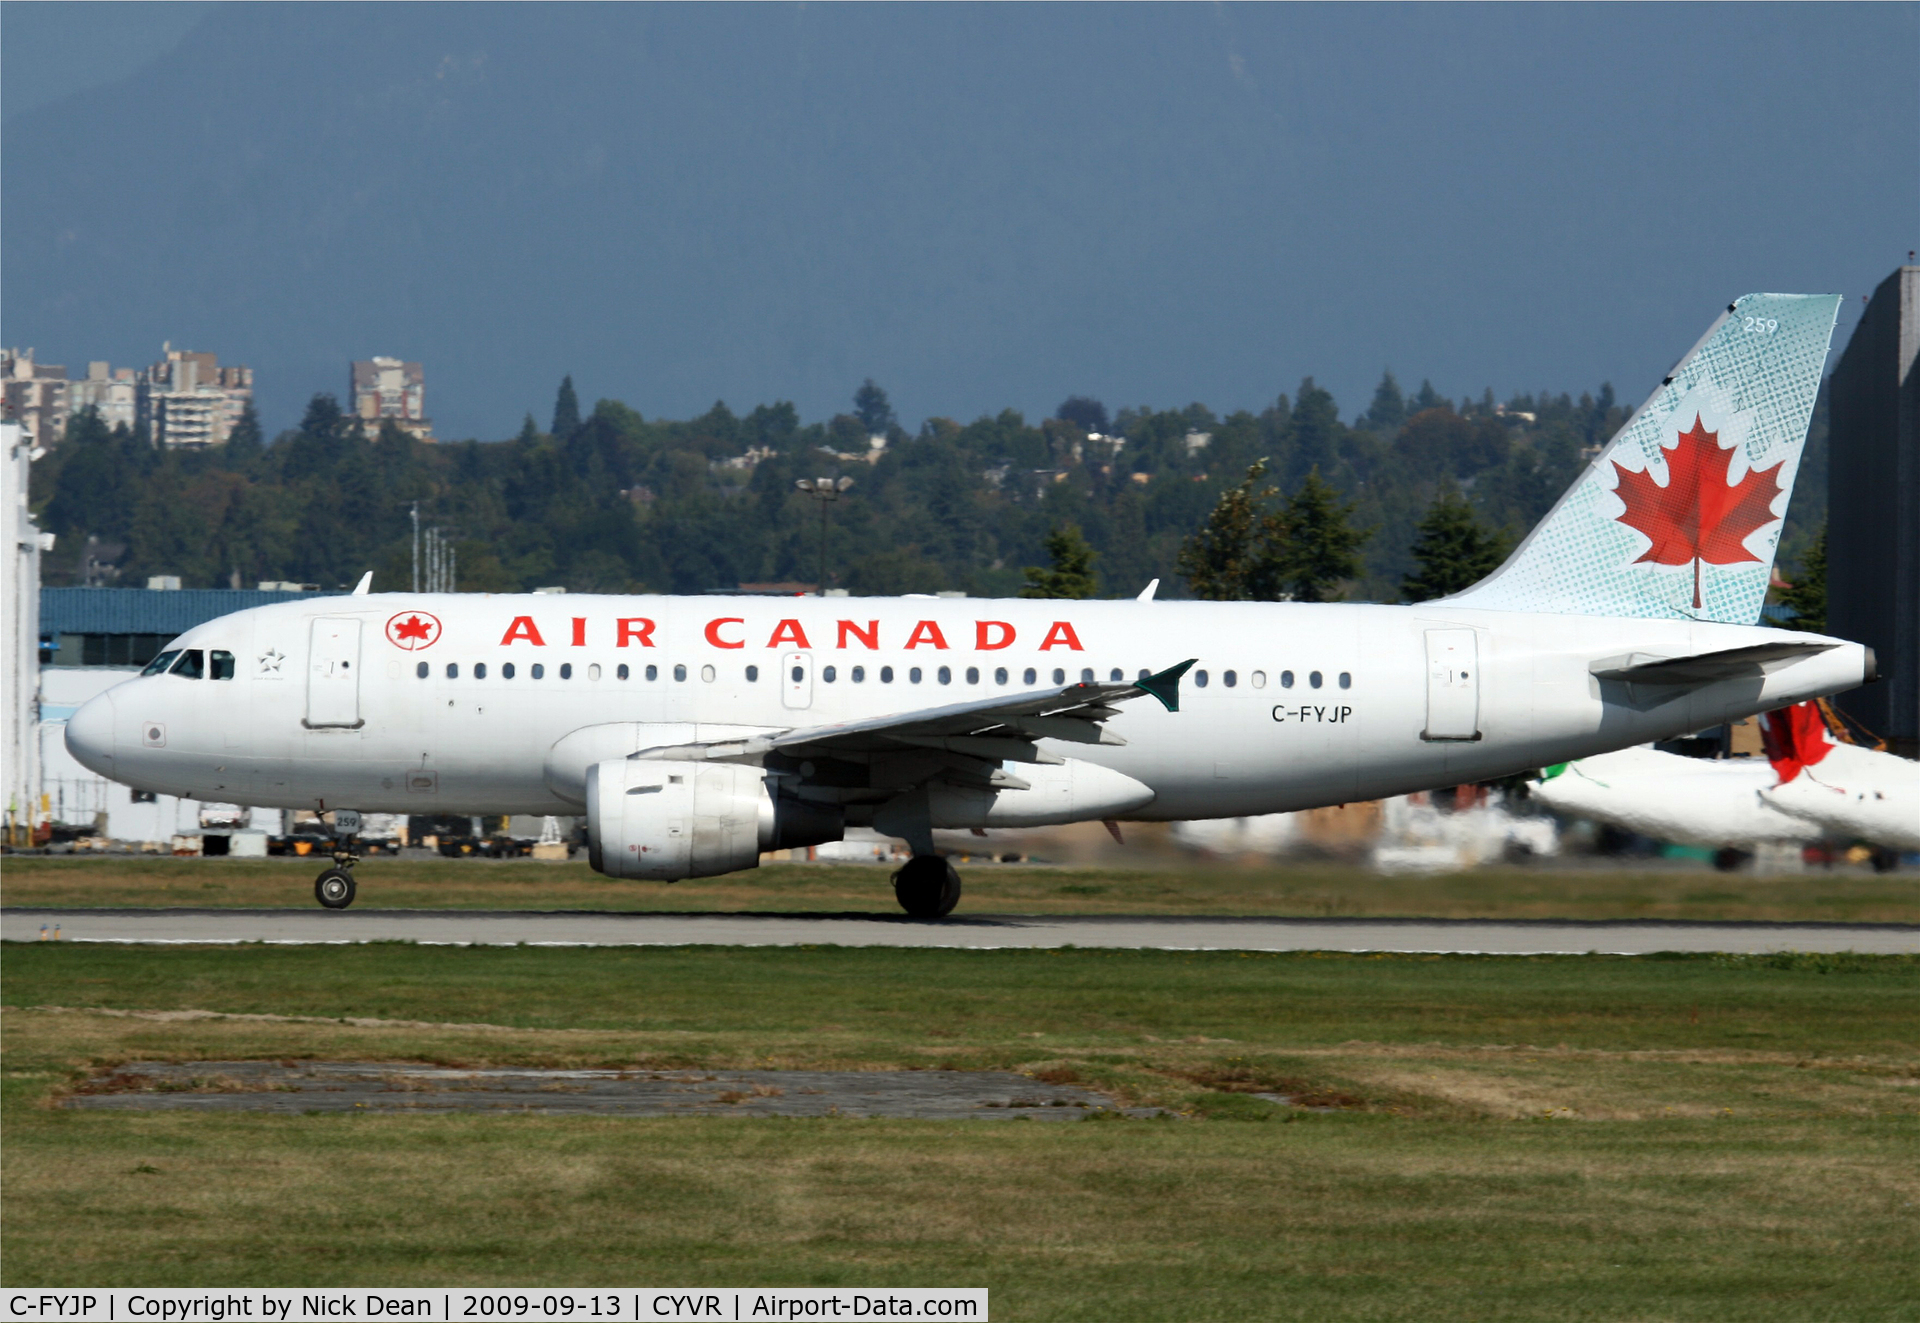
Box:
1447, 293, 1841, 623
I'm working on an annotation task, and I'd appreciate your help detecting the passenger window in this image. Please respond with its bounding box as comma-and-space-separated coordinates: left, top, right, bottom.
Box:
1223, 670, 1236, 688
416, 662, 429, 679
1195, 669, 1209, 688
588, 663, 601, 680
745, 665, 758, 682
446, 663, 459, 679
1251, 670, 1266, 689
617, 663, 630, 680
823, 665, 838, 683
1110, 668, 1123, 682
964, 666, 978, 684
1053, 668, 1066, 685
701, 665, 715, 682
531, 663, 545, 680
141, 651, 180, 676
503, 663, 516, 679
1310, 671, 1323, 688
938, 666, 952, 685
881, 666, 894, 683
994, 667, 1008, 685
170, 649, 205, 679
851, 666, 865, 683
1280, 670, 1294, 688
645, 664, 658, 681
210, 650, 235, 680
475, 663, 488, 679
909, 667, 923, 684
1024, 667, 1037, 685
1339, 672, 1352, 689
1080, 668, 1094, 683
559, 663, 572, 679
674, 664, 688, 682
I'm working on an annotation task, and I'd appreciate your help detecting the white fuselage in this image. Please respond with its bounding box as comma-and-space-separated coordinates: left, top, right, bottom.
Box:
65, 593, 1872, 827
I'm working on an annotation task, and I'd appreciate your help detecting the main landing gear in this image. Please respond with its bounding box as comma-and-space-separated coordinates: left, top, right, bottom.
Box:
314, 850, 358, 909
891, 855, 962, 919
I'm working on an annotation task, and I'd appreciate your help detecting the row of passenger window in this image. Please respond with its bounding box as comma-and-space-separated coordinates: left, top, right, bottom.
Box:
415, 660, 1352, 689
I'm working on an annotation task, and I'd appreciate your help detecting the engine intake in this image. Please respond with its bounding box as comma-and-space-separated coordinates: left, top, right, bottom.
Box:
585, 758, 842, 880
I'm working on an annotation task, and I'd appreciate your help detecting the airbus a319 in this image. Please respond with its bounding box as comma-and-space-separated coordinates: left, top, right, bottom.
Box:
66, 294, 1872, 915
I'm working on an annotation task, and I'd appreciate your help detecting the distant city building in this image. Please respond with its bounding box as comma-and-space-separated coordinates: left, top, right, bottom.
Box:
351, 357, 432, 440
67, 361, 138, 433
1827, 264, 1919, 756
138, 344, 254, 448
2, 349, 70, 448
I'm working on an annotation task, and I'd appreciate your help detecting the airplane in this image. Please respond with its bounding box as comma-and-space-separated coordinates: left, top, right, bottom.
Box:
65, 292, 1875, 915
1528, 700, 1919, 864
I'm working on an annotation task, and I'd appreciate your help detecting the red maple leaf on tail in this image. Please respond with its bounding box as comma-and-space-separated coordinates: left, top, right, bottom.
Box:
1611, 416, 1783, 608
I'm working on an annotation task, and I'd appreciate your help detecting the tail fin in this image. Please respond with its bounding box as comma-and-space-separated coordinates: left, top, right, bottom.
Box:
1448, 293, 1841, 623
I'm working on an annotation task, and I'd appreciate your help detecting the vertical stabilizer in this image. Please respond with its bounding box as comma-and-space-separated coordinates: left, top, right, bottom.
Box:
1449, 293, 1841, 622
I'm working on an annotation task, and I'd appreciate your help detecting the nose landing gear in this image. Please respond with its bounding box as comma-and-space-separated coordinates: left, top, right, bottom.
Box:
891, 854, 961, 919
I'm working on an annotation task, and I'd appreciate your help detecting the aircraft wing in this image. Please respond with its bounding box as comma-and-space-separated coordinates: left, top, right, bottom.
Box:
632, 660, 1195, 765
1590, 640, 1837, 687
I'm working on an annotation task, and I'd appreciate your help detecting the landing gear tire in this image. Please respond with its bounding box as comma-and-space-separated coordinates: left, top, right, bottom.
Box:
314, 867, 357, 909
892, 855, 962, 919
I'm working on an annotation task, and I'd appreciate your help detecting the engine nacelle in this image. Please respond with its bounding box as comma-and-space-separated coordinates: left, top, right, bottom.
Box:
585, 757, 842, 880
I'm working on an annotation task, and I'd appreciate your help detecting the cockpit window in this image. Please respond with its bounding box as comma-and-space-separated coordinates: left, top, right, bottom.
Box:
210, 650, 236, 680
141, 651, 181, 677
169, 649, 205, 679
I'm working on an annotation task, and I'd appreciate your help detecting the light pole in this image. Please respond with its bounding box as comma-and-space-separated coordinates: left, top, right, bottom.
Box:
795, 476, 853, 596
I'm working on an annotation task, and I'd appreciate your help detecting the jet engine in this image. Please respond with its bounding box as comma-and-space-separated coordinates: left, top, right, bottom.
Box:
585, 758, 843, 880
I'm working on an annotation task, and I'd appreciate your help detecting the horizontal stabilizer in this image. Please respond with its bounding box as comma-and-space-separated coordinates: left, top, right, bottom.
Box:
1590, 640, 1836, 687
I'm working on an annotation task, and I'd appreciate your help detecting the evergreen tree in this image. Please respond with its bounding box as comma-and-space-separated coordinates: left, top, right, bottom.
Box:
1278, 468, 1369, 602
1286, 377, 1343, 483
552, 375, 581, 436
1402, 482, 1512, 601
1177, 460, 1274, 600
853, 378, 896, 435
1410, 379, 1445, 413
1362, 370, 1405, 434
1019, 523, 1098, 599
221, 400, 263, 471
300, 392, 344, 437
516, 414, 540, 447
1780, 524, 1827, 633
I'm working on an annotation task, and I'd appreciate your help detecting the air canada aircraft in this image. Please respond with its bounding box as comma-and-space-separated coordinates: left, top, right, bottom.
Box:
67, 293, 1874, 915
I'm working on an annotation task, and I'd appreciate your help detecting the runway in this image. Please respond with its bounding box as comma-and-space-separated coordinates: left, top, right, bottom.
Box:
5, 907, 1916, 954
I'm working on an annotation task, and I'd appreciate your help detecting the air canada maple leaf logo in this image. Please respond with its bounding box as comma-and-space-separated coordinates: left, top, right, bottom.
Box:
1611, 416, 1783, 608
385, 610, 443, 651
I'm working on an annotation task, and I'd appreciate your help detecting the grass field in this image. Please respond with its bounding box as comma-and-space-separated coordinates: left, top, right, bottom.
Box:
7, 853, 1920, 921
5, 942, 1918, 1315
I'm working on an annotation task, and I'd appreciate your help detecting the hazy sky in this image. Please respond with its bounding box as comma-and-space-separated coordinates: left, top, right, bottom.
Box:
4, 3, 1915, 440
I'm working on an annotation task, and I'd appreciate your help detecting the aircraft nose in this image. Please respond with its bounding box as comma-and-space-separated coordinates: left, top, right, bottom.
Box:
65, 690, 117, 777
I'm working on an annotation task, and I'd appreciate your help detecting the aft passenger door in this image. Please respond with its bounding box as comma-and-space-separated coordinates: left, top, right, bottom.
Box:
305, 617, 364, 729
1422, 628, 1479, 741
781, 651, 814, 710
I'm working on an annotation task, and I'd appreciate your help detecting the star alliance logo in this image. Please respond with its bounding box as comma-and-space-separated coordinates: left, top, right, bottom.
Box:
258, 647, 285, 673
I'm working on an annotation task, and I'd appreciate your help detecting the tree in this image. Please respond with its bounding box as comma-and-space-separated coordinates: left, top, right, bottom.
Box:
1278, 468, 1369, 602
551, 375, 581, 437
300, 392, 344, 438
1019, 523, 1098, 599
1178, 460, 1282, 600
1055, 395, 1109, 435
223, 400, 263, 471
1402, 482, 1512, 601
853, 379, 896, 436
1362, 371, 1405, 434
1780, 524, 1827, 633
1410, 379, 1445, 413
